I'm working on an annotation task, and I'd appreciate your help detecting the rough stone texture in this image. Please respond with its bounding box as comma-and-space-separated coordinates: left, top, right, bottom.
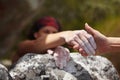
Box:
0, 64, 13, 80
9, 53, 120, 80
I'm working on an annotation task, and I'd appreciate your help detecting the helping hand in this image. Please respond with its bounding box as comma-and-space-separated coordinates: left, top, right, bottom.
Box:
61, 30, 96, 56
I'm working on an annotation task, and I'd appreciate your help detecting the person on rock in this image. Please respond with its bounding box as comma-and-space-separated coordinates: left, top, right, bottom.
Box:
12, 16, 96, 69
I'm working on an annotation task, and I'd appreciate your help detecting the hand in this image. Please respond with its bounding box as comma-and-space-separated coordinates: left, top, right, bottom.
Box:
61, 30, 96, 56
47, 46, 70, 69
85, 23, 110, 53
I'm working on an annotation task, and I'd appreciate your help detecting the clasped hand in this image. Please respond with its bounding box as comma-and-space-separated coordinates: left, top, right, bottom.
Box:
48, 30, 97, 69
62, 30, 96, 56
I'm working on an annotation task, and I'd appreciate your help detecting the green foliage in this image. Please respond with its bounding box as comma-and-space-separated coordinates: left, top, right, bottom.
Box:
36, 0, 120, 34
24, 0, 120, 54
94, 16, 120, 36
9, 0, 120, 73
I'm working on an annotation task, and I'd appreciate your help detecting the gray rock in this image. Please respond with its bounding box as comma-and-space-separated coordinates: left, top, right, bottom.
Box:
0, 64, 13, 80
9, 53, 120, 80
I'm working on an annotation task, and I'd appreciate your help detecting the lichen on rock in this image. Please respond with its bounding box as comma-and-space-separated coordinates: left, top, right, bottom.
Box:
8, 53, 120, 80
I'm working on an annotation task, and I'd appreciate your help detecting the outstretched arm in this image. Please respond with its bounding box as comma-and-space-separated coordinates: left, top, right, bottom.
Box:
18, 30, 96, 55
12, 30, 96, 63
13, 31, 68, 63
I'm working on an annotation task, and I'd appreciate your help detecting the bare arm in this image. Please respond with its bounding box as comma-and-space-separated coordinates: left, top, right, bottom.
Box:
12, 30, 96, 63
107, 37, 120, 53
17, 31, 70, 55
18, 30, 97, 55
12, 31, 68, 63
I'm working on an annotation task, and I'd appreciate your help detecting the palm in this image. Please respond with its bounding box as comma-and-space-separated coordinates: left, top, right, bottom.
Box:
92, 31, 109, 53
85, 23, 110, 54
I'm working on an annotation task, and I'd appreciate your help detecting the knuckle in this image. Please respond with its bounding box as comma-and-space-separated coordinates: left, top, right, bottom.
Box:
84, 41, 88, 46
81, 30, 87, 33
73, 35, 78, 39
80, 41, 85, 47
81, 30, 85, 32
74, 30, 82, 35
87, 34, 92, 39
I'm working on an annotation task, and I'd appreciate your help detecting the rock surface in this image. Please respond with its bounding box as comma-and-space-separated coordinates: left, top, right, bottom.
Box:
9, 53, 120, 80
0, 64, 13, 80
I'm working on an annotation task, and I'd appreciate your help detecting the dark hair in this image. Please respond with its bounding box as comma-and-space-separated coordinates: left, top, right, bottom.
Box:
28, 16, 61, 40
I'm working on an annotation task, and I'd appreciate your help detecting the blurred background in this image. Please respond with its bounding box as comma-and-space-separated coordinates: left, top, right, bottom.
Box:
0, 0, 120, 74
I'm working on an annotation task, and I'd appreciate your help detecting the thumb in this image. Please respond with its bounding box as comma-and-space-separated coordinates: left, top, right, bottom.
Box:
85, 23, 95, 35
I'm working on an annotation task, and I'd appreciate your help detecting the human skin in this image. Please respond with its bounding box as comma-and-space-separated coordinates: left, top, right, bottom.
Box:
85, 23, 120, 54
12, 26, 96, 62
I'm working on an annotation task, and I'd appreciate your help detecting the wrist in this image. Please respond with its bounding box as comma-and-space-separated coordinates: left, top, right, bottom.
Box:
107, 37, 120, 53
59, 31, 72, 43
106, 37, 112, 53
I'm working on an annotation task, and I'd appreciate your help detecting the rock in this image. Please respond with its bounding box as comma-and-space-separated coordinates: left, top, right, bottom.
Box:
9, 53, 120, 80
0, 64, 13, 80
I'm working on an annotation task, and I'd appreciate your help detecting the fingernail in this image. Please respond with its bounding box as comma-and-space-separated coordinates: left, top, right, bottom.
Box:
85, 23, 88, 26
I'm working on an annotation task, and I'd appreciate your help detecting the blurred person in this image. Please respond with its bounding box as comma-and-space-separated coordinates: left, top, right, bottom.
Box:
85, 23, 120, 54
12, 16, 96, 69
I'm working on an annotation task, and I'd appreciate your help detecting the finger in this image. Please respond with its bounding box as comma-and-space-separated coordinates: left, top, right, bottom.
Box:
70, 40, 80, 50
79, 47, 89, 56
88, 34, 97, 49
78, 33, 95, 55
81, 52, 88, 56
78, 48, 85, 54
74, 35, 91, 55
81, 30, 97, 49
74, 31, 94, 55
73, 44, 79, 50
47, 49, 54, 55
70, 39, 83, 51
70, 40, 79, 47
83, 33, 97, 50
85, 23, 96, 35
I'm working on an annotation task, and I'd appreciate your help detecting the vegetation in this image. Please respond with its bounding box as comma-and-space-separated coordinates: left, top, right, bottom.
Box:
2, 0, 120, 74
37, 0, 120, 73
38, 0, 120, 32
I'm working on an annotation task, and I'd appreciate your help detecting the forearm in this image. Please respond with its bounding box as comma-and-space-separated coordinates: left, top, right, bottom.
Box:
34, 31, 70, 50
18, 31, 70, 54
44, 31, 68, 49
108, 37, 120, 53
